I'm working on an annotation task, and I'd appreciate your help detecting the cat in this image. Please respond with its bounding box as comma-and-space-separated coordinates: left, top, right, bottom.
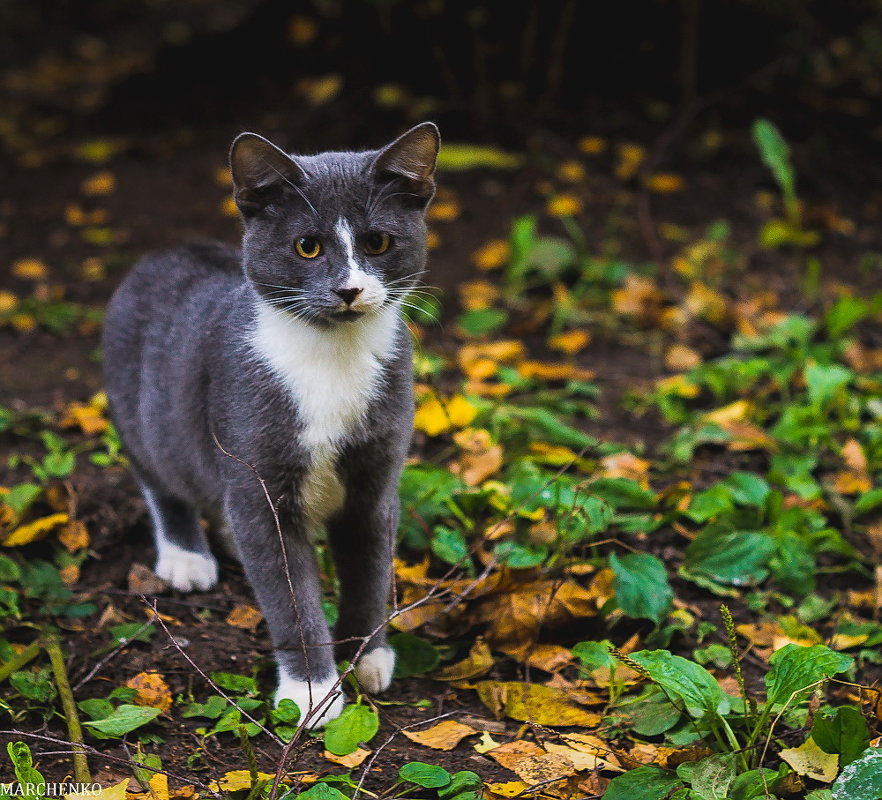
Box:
102, 122, 440, 728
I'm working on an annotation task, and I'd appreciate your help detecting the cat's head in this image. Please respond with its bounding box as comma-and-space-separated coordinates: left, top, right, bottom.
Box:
230, 123, 439, 326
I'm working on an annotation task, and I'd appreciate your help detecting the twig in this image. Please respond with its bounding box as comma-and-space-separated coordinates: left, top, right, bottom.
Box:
44, 633, 91, 783
73, 619, 156, 690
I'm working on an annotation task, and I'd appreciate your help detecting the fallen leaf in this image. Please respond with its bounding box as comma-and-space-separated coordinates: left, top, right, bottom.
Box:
611, 275, 663, 323
67, 779, 129, 800
646, 173, 685, 193
402, 720, 477, 751
598, 452, 651, 486
82, 171, 116, 196
510, 752, 576, 784
484, 781, 529, 798
472, 240, 511, 271
11, 258, 49, 281
578, 136, 607, 154
3, 513, 69, 546
474, 731, 502, 753
475, 682, 602, 726
548, 329, 591, 354
524, 644, 573, 673
779, 737, 839, 782
324, 747, 370, 767
615, 143, 645, 180
209, 771, 276, 792
435, 638, 495, 681
665, 343, 702, 371
226, 604, 263, 632
546, 194, 583, 218
58, 520, 90, 553
486, 740, 545, 770
414, 394, 478, 436
126, 672, 172, 712
428, 199, 461, 222
296, 74, 343, 106
60, 400, 108, 435
127, 563, 169, 595
517, 361, 593, 382
458, 280, 499, 311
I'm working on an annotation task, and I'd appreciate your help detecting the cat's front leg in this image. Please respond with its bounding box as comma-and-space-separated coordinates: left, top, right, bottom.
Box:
224, 488, 345, 728
327, 489, 398, 694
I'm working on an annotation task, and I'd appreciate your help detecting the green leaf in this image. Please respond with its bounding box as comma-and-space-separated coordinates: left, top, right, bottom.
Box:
182, 695, 229, 719
438, 771, 483, 799
109, 622, 155, 645
765, 645, 853, 706
854, 488, 882, 516
324, 703, 379, 755
296, 784, 350, 800
629, 650, 730, 720
687, 753, 736, 800
683, 529, 775, 587
398, 762, 452, 789
81, 704, 161, 738
610, 553, 673, 626
812, 706, 871, 767
7, 742, 46, 800
78, 697, 115, 721
209, 672, 257, 694
686, 485, 734, 523
729, 766, 786, 800
4, 484, 42, 515
494, 540, 548, 568
271, 698, 301, 725
804, 362, 852, 408
10, 668, 57, 703
603, 765, 683, 800
431, 526, 469, 567
832, 747, 882, 800
624, 689, 683, 736
722, 472, 771, 508
390, 633, 440, 678
436, 143, 522, 171
572, 640, 617, 672
456, 308, 508, 337
0, 554, 21, 581
752, 118, 796, 215
588, 477, 657, 510
825, 296, 868, 339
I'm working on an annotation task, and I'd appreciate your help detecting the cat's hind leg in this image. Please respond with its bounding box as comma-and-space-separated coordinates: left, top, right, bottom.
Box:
141, 485, 219, 592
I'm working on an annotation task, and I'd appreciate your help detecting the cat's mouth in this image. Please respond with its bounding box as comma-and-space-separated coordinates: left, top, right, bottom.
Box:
329, 308, 365, 322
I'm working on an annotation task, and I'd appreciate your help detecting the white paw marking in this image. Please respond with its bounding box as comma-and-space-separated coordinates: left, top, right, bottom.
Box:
154, 540, 219, 592
275, 671, 345, 729
355, 647, 395, 694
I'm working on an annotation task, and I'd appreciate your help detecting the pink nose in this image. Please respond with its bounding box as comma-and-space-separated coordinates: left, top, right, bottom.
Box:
334, 287, 363, 305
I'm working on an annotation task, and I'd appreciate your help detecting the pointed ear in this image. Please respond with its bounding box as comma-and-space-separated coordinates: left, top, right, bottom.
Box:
372, 122, 440, 201
230, 133, 304, 216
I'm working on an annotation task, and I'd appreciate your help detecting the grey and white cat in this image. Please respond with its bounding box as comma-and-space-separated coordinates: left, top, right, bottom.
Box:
102, 123, 440, 727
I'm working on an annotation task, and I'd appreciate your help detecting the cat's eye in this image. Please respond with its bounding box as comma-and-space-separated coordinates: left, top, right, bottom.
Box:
294, 236, 322, 259
364, 232, 391, 255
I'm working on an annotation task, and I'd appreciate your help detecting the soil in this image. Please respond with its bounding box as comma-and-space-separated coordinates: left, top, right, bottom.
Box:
2, 1, 882, 791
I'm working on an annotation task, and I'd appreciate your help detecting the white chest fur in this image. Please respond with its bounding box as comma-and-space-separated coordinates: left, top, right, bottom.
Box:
250, 301, 400, 526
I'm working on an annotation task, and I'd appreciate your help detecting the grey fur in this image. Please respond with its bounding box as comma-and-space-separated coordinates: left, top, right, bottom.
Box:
103, 123, 439, 709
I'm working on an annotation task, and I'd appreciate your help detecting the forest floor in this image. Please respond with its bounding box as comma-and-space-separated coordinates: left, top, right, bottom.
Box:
2, 10, 882, 800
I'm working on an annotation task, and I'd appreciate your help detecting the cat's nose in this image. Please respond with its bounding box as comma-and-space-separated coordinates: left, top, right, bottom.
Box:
333, 287, 363, 306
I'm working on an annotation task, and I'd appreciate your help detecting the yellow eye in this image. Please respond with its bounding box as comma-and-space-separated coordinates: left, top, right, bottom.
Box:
294, 236, 322, 258
364, 232, 391, 255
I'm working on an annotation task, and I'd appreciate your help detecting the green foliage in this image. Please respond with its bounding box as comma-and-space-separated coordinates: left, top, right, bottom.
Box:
81, 704, 162, 739
323, 703, 379, 755
831, 748, 882, 799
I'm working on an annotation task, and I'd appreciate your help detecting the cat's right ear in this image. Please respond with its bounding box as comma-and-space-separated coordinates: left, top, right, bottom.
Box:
230, 133, 305, 216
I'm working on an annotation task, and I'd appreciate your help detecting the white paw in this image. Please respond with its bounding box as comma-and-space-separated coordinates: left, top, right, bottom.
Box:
154, 541, 219, 592
275, 671, 345, 729
355, 647, 395, 694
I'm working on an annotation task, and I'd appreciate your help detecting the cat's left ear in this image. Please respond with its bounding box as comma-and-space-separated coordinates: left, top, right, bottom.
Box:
372, 122, 440, 203
230, 133, 305, 216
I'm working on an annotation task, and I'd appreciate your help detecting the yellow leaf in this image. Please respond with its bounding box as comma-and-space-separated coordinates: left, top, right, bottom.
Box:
509, 752, 576, 784
611, 274, 663, 321
435, 638, 495, 681
81, 171, 116, 196
4, 513, 69, 547
82, 257, 105, 281
554, 732, 623, 771
486, 739, 545, 769
546, 193, 582, 218
226, 603, 263, 632
402, 720, 478, 751
214, 166, 233, 187
524, 644, 573, 673
143, 772, 169, 800
556, 161, 586, 182
428, 199, 461, 222
126, 671, 173, 712
60, 400, 108, 435
394, 556, 430, 584
67, 779, 130, 800
209, 771, 276, 792
475, 731, 502, 754
578, 136, 607, 155
324, 747, 370, 767
646, 173, 685, 193
484, 781, 529, 797
12, 258, 49, 281
598, 452, 651, 486
58, 520, 90, 553
665, 343, 702, 371
779, 737, 839, 782
221, 196, 238, 217
475, 681, 602, 726
0, 291, 17, 313
472, 240, 511, 271
457, 341, 525, 375
458, 280, 499, 311
414, 395, 477, 436
517, 361, 592, 382
373, 83, 407, 108
615, 143, 645, 180
297, 74, 343, 106
684, 282, 729, 325
703, 399, 752, 426
548, 329, 591, 354
59, 564, 80, 585
288, 16, 319, 46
